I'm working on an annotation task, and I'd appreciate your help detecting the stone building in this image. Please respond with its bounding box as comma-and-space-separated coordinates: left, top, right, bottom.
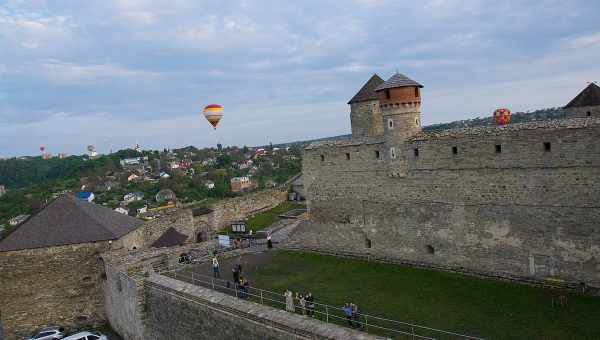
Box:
0, 195, 144, 339
297, 73, 600, 287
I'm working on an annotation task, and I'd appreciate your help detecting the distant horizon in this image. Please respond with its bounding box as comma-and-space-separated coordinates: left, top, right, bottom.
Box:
2, 1, 599, 157
1, 104, 570, 159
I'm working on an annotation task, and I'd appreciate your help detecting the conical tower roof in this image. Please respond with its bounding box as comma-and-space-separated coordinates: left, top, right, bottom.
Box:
348, 74, 385, 104
565, 83, 600, 108
374, 73, 423, 92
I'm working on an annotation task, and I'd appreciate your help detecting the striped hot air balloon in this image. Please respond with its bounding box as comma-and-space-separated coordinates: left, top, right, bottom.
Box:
493, 108, 512, 125
203, 104, 224, 130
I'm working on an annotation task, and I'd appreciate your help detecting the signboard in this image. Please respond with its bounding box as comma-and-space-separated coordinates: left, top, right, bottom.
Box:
218, 234, 231, 248
231, 221, 246, 233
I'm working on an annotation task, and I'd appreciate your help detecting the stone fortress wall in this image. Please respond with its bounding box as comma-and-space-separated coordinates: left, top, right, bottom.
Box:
297, 74, 600, 287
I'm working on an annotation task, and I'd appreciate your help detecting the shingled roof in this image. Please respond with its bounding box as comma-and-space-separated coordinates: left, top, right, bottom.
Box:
0, 195, 143, 252
151, 227, 188, 248
565, 83, 600, 108
374, 73, 423, 92
347, 74, 384, 104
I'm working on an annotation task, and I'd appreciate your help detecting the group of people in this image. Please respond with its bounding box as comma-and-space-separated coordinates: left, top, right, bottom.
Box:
341, 303, 363, 329
284, 290, 316, 316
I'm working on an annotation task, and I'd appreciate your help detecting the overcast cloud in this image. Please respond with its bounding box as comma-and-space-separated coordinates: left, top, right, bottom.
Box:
1, 0, 599, 156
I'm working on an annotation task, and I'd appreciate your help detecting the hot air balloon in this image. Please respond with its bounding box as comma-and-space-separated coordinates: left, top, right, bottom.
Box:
493, 108, 512, 125
203, 104, 224, 130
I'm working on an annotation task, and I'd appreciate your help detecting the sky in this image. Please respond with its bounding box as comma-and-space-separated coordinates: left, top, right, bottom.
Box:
1, 0, 599, 157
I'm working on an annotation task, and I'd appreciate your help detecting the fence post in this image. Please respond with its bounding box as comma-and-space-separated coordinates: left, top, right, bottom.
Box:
235, 285, 238, 298
411, 326, 415, 340
260, 290, 264, 305
191, 272, 194, 283
365, 315, 368, 332
211, 277, 215, 289
325, 305, 329, 323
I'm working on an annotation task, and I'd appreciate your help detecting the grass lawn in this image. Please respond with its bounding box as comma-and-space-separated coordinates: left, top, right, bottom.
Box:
237, 250, 600, 340
245, 202, 305, 232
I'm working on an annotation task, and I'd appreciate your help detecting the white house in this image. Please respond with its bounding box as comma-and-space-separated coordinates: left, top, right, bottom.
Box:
114, 207, 129, 215
123, 192, 144, 203
205, 181, 215, 190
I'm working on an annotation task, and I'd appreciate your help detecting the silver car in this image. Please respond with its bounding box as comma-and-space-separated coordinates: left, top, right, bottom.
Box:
62, 331, 107, 340
27, 326, 66, 340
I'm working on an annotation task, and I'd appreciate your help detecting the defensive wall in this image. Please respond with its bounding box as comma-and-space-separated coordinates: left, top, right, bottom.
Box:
0, 226, 144, 340
102, 243, 380, 340
298, 118, 600, 287
139, 188, 288, 248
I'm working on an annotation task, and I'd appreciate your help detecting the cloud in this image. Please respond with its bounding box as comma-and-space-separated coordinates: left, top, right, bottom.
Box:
34, 60, 159, 84
0, 0, 599, 156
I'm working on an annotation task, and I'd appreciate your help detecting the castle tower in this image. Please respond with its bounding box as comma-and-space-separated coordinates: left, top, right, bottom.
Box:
375, 72, 423, 142
374, 73, 423, 176
564, 82, 600, 118
348, 74, 385, 138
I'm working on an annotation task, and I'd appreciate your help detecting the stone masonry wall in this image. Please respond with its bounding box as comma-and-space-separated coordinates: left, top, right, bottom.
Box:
301, 119, 600, 287
134, 188, 287, 249
144, 273, 384, 340
0, 242, 110, 339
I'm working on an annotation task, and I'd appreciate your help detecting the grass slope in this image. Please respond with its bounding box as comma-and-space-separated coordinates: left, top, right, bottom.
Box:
245, 202, 305, 232
242, 250, 600, 340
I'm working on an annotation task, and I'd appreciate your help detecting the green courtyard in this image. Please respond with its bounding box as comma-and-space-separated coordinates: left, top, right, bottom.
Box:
215, 250, 600, 340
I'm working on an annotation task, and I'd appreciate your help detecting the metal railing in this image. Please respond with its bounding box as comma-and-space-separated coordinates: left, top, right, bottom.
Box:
159, 265, 484, 340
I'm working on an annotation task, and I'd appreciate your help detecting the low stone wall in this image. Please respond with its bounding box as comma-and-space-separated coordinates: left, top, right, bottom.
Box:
144, 274, 384, 340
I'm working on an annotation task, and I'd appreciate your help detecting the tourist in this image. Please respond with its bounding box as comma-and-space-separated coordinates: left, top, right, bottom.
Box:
341, 303, 353, 327
267, 233, 273, 249
232, 267, 240, 287
306, 292, 315, 316
284, 290, 295, 312
239, 277, 249, 298
299, 293, 307, 315
212, 256, 220, 278
351, 303, 362, 329
243, 277, 250, 298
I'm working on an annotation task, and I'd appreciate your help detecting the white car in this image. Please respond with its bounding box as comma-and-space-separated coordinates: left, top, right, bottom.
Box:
27, 326, 66, 340
62, 331, 107, 340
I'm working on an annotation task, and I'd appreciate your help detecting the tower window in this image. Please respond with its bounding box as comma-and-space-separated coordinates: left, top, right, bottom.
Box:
320, 155, 325, 162
416, 118, 420, 126
414, 148, 419, 157
385, 89, 391, 99
544, 142, 551, 152
345, 153, 350, 160
390, 147, 397, 159
415, 87, 420, 97
495, 144, 502, 153
365, 238, 372, 248
452, 146, 458, 155
388, 119, 394, 130
375, 150, 380, 159
587, 111, 591, 117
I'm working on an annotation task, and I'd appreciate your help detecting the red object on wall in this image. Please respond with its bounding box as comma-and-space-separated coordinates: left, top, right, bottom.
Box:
493, 108, 512, 125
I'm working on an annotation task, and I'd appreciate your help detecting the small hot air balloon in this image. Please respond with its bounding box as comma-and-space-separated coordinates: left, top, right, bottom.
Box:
203, 104, 224, 130
493, 108, 512, 125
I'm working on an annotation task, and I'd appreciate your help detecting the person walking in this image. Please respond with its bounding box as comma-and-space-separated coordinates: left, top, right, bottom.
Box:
212, 256, 220, 278
351, 303, 361, 329
341, 303, 353, 327
306, 292, 315, 316
284, 290, 295, 313
267, 233, 273, 249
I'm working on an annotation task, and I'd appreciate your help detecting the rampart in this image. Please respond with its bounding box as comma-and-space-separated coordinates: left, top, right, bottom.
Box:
102, 243, 381, 340
299, 118, 600, 287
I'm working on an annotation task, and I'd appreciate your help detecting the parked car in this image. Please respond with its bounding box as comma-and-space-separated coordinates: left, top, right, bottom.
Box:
27, 326, 66, 340
62, 331, 107, 340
